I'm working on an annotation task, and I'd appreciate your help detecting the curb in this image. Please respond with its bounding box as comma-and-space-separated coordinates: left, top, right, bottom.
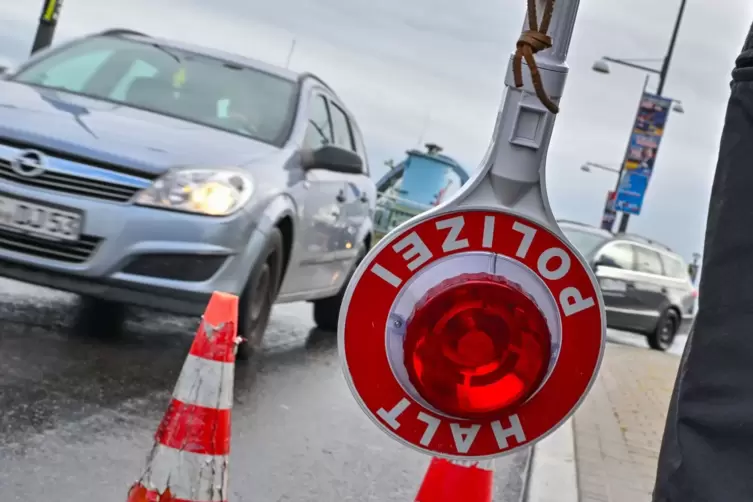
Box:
523, 418, 579, 502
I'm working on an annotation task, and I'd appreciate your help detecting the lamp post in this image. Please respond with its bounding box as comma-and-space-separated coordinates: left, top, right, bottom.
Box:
31, 0, 64, 54
688, 252, 702, 284
580, 162, 621, 175
591, 0, 688, 233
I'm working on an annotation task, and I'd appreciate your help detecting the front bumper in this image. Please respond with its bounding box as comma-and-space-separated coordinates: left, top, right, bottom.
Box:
0, 184, 265, 316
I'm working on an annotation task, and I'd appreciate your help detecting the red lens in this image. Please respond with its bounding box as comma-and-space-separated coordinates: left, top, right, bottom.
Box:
402, 272, 552, 419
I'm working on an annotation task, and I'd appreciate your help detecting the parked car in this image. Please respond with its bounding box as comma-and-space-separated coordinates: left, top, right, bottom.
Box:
374, 143, 469, 241
0, 28, 376, 358
559, 220, 697, 351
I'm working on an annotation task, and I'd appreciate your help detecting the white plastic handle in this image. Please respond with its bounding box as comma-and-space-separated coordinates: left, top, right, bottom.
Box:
440, 0, 582, 230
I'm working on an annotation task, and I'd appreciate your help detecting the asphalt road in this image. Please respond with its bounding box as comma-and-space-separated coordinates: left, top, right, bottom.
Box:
0, 279, 530, 502
606, 325, 688, 357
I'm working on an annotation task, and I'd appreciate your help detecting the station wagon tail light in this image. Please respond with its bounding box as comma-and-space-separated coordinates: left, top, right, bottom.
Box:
401, 273, 551, 418
135, 168, 254, 216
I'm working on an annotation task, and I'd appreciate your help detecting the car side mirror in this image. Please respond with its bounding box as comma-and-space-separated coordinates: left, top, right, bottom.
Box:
302, 145, 363, 175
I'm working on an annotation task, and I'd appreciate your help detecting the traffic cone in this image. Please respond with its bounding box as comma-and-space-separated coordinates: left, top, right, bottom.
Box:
126, 291, 241, 502
414, 457, 495, 502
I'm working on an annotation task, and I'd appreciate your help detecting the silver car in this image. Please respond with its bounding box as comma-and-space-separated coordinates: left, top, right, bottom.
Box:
0, 29, 376, 358
559, 220, 696, 351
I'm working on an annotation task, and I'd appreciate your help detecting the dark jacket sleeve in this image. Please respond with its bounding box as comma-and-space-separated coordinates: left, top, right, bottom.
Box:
653, 21, 753, 502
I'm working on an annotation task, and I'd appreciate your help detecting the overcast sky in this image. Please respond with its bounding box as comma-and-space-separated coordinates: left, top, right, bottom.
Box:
2, 0, 752, 261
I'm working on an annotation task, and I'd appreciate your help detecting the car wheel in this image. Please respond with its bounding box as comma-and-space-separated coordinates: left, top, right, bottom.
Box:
313, 246, 366, 332
236, 228, 283, 361
75, 297, 128, 338
648, 309, 679, 351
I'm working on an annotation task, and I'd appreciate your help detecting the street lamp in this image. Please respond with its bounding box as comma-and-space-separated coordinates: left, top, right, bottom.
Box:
31, 0, 63, 54
592, 56, 686, 113
591, 59, 610, 74
591, 0, 688, 233
580, 162, 620, 175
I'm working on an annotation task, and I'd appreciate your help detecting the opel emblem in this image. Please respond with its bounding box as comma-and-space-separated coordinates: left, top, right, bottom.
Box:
10, 150, 46, 177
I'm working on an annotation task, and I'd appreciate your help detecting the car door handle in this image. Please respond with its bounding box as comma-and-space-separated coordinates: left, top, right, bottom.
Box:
359, 193, 369, 203
336, 191, 346, 203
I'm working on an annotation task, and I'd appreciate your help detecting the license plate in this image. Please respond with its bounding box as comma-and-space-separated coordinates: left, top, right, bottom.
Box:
600, 278, 627, 293
0, 195, 82, 241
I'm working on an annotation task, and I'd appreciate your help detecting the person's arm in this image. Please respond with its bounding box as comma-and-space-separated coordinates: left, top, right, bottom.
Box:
653, 20, 753, 502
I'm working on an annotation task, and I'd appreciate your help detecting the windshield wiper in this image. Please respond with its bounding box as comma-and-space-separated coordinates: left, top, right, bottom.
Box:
150, 43, 181, 63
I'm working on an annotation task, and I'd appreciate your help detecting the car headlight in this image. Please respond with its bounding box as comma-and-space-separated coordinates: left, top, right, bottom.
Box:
135, 169, 254, 216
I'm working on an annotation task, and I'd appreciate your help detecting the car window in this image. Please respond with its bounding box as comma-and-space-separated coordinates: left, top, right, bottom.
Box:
635, 247, 664, 275
303, 94, 333, 148
660, 253, 688, 279
31, 48, 113, 92
347, 118, 368, 171
109, 59, 158, 100
596, 242, 635, 270
329, 101, 355, 151
13, 36, 297, 145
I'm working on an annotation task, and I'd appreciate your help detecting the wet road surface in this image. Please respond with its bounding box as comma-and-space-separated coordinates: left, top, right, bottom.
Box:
0, 279, 530, 501
606, 327, 688, 357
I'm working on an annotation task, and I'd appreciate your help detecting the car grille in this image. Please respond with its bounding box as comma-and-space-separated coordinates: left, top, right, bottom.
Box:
0, 228, 101, 263
0, 159, 145, 203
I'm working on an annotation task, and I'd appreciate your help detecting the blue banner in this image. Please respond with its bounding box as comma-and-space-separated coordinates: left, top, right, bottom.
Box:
614, 93, 673, 215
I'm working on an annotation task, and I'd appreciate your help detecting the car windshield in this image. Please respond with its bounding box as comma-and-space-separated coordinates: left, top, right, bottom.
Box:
561, 227, 610, 257
11, 36, 297, 145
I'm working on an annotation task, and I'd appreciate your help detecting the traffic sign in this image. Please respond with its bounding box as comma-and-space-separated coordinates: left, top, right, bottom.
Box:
339, 206, 605, 459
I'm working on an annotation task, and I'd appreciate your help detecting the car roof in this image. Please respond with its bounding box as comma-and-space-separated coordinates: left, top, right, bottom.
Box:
557, 220, 613, 238
612, 232, 678, 256
557, 220, 682, 260
95, 29, 314, 85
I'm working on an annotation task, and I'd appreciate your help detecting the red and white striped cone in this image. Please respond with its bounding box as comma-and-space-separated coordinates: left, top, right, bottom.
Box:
126, 291, 240, 502
414, 457, 495, 502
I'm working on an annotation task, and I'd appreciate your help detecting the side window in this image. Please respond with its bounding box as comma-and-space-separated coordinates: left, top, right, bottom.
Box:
635, 247, 664, 275
596, 243, 635, 270
329, 101, 356, 151
303, 94, 332, 148
32, 50, 113, 92
108, 60, 158, 101
660, 253, 688, 279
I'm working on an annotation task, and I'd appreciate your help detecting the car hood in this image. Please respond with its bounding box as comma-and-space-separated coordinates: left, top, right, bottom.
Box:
0, 81, 280, 176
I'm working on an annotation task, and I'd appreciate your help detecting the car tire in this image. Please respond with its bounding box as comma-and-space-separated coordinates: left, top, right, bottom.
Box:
648, 309, 679, 351
236, 228, 283, 361
313, 246, 366, 332
75, 297, 128, 338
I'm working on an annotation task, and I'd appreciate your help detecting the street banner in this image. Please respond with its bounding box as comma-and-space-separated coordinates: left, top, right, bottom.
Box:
600, 190, 616, 231
613, 93, 673, 215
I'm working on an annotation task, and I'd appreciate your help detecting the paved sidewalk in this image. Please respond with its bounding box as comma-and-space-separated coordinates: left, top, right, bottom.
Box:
573, 342, 681, 502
